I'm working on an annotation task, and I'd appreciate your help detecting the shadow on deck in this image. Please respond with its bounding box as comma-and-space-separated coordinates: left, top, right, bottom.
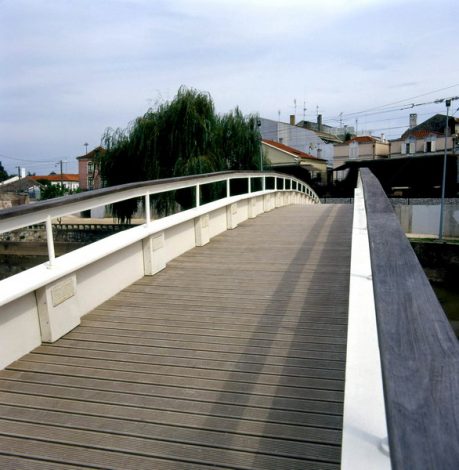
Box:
0, 204, 352, 469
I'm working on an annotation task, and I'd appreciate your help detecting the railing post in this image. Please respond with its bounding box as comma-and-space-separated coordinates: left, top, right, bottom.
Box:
248, 176, 251, 193
45, 215, 55, 268
274, 178, 277, 190
262, 176, 266, 191
283, 178, 286, 190
226, 179, 230, 198
145, 193, 151, 227
196, 184, 200, 208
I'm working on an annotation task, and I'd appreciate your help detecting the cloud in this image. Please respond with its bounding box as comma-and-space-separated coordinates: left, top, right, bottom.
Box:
1, 0, 459, 174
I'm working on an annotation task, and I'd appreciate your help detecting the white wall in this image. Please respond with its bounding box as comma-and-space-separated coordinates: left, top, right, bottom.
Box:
259, 118, 334, 167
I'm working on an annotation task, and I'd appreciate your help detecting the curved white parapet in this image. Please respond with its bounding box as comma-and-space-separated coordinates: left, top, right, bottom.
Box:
341, 176, 391, 469
0, 172, 318, 370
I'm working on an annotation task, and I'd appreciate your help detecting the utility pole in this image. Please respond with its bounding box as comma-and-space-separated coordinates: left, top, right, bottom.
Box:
84, 142, 89, 155
56, 160, 68, 190
438, 99, 451, 240
59, 160, 64, 189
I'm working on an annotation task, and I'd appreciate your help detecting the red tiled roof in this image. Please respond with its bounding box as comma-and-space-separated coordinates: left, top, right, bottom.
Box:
404, 130, 443, 139
349, 136, 377, 143
263, 140, 325, 161
31, 174, 80, 182
76, 146, 106, 160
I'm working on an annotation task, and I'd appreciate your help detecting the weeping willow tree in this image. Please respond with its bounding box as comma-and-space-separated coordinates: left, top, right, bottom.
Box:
100, 87, 262, 221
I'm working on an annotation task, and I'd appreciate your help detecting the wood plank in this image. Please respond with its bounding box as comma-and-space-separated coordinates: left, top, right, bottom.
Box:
31, 346, 346, 378
0, 204, 352, 468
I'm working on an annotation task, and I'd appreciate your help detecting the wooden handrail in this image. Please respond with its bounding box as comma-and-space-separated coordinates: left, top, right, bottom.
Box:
360, 168, 459, 469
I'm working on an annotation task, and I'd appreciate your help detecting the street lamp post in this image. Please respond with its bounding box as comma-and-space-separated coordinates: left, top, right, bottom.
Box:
438, 99, 451, 241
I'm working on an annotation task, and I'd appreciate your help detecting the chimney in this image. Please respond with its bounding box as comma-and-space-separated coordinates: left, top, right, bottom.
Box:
409, 113, 417, 129
317, 114, 322, 132
380, 133, 385, 142
289, 114, 295, 126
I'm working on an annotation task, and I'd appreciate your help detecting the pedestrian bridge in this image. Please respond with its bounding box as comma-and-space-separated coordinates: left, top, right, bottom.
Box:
0, 170, 457, 469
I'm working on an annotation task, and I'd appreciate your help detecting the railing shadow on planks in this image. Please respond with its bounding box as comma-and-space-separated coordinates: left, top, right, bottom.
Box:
0, 171, 319, 370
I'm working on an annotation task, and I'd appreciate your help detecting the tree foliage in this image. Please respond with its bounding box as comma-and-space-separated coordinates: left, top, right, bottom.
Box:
38, 180, 80, 200
0, 161, 8, 182
100, 87, 262, 221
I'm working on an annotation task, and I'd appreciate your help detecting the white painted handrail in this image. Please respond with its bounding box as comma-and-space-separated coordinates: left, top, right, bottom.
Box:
0, 170, 319, 300
0, 171, 318, 234
0, 170, 318, 371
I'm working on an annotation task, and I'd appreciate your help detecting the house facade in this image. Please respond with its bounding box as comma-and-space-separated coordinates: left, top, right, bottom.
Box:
389, 114, 459, 158
77, 146, 105, 191
333, 136, 390, 180
259, 117, 334, 168
262, 140, 327, 183
31, 174, 80, 191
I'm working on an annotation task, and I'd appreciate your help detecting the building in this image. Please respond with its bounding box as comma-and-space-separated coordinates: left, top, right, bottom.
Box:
333, 136, 390, 180
331, 113, 459, 196
0, 176, 42, 208
258, 117, 334, 168
296, 114, 354, 143
390, 114, 459, 158
262, 139, 328, 187
31, 174, 80, 191
77, 146, 105, 191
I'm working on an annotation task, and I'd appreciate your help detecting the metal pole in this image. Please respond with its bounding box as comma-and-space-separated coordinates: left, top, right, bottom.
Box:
145, 194, 151, 226
439, 99, 451, 240
45, 216, 55, 267
60, 160, 64, 189
196, 184, 200, 208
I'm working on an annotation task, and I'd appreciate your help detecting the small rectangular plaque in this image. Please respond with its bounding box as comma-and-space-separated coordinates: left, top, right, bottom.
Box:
51, 277, 75, 307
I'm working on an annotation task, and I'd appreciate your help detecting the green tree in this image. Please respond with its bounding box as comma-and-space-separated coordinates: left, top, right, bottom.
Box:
0, 161, 8, 182
37, 180, 80, 200
100, 87, 262, 221
39, 182, 67, 200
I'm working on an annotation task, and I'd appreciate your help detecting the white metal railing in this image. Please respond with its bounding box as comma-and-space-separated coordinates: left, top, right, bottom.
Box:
0, 170, 319, 271
0, 170, 319, 370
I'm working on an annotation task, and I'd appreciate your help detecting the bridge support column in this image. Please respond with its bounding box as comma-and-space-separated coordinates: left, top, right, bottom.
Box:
143, 232, 166, 275
226, 203, 238, 229
36, 275, 80, 342
195, 214, 210, 246
248, 197, 258, 219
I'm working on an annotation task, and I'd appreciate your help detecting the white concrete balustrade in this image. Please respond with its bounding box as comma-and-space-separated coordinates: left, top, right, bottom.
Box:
0, 172, 319, 369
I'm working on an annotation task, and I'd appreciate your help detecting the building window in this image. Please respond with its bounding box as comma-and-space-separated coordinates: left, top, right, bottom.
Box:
403, 137, 415, 155
88, 177, 94, 190
88, 161, 94, 175
424, 135, 436, 153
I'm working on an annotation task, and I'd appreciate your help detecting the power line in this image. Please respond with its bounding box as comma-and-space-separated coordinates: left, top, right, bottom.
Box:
0, 153, 56, 164
338, 83, 459, 119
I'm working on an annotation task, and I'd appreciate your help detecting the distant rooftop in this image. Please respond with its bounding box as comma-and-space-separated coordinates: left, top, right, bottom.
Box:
263, 139, 326, 162
31, 174, 79, 182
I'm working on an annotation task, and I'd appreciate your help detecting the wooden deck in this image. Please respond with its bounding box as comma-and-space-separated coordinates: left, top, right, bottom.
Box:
0, 204, 352, 469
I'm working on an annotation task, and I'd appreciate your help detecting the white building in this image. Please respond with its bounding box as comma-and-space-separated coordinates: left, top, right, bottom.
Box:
259, 118, 334, 168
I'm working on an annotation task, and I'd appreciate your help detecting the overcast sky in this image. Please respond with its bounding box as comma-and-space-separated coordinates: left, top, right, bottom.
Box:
1, 0, 458, 175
